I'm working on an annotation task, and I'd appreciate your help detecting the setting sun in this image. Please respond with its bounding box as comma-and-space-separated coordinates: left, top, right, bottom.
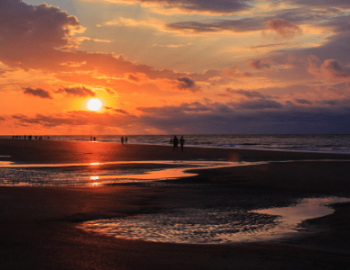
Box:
86, 98, 103, 111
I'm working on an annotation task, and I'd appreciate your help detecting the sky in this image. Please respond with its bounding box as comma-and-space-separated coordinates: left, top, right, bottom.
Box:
1, 0, 350, 135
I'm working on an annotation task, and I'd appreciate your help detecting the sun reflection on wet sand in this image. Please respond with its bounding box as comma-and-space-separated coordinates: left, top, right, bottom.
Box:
79, 197, 350, 244
0, 160, 254, 186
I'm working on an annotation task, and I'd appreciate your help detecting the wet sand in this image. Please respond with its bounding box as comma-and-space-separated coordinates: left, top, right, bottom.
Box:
1, 139, 350, 269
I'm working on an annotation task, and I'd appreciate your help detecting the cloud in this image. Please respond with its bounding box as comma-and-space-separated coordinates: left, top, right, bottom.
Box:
105, 106, 129, 115
247, 59, 272, 70
166, 17, 266, 33
137, 102, 212, 115
238, 99, 283, 110
11, 111, 137, 128
128, 74, 140, 82
295, 99, 312, 105
177, 77, 199, 92
221, 66, 252, 78
321, 59, 350, 79
0, 0, 257, 93
0, 1, 83, 60
226, 88, 265, 99
23, 88, 53, 99
266, 18, 302, 39
56, 87, 96, 97
319, 99, 343, 106
113, 0, 252, 14
135, 102, 350, 134
308, 57, 350, 80
285, 0, 350, 8
165, 8, 319, 34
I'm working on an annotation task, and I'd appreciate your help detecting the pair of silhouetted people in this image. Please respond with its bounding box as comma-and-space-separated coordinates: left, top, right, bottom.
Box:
172, 135, 185, 151
121, 136, 128, 144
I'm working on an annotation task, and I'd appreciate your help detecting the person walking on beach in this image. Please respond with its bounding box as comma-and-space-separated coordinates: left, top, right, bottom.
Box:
173, 135, 178, 151
180, 136, 185, 152
121, 136, 124, 144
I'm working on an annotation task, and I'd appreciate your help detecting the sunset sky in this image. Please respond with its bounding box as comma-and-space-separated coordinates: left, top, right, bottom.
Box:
1, 0, 350, 135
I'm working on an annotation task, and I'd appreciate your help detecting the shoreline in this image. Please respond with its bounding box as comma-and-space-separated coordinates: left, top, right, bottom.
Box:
3, 135, 350, 156
1, 139, 350, 269
2, 138, 350, 164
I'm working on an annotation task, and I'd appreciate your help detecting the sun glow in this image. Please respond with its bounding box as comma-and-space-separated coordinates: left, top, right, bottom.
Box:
86, 98, 103, 111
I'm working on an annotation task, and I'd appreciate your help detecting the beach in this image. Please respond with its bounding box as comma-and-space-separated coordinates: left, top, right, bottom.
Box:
1, 139, 350, 269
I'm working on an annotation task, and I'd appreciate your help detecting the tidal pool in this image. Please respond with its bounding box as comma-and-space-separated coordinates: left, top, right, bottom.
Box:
79, 197, 350, 244
0, 160, 262, 186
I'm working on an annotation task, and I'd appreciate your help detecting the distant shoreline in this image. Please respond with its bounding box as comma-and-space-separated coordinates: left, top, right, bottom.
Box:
2, 134, 350, 155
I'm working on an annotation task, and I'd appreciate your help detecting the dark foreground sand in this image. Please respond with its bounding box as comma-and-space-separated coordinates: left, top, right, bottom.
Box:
1, 139, 350, 269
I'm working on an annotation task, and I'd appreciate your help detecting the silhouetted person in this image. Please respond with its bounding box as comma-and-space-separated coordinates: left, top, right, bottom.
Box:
93, 137, 96, 141
180, 136, 185, 152
121, 136, 124, 144
173, 135, 178, 151
125, 137, 128, 143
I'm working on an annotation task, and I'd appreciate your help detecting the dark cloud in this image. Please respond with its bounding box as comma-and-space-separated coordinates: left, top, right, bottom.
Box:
136, 103, 350, 134
247, 59, 272, 70
121, 0, 252, 14
0, 0, 82, 67
56, 87, 96, 97
238, 99, 283, 110
226, 88, 265, 99
321, 59, 350, 79
166, 18, 266, 33
295, 99, 312, 105
177, 77, 199, 92
308, 57, 350, 79
285, 0, 350, 8
128, 74, 140, 82
266, 18, 302, 39
319, 99, 343, 106
105, 106, 129, 115
23, 88, 53, 99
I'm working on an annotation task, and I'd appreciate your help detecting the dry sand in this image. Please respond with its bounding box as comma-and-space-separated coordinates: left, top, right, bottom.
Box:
1, 139, 350, 269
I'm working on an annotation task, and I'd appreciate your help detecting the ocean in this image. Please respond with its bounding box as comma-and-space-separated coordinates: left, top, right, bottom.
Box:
3, 134, 350, 154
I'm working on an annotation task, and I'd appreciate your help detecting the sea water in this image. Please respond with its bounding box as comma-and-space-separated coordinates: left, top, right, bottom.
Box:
2, 134, 350, 154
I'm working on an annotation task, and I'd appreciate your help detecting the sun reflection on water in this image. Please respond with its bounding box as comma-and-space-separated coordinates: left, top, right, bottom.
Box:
79, 197, 350, 244
0, 160, 252, 186
90, 162, 100, 166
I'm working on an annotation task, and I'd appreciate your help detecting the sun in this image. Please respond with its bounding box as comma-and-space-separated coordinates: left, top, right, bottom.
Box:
86, 98, 103, 111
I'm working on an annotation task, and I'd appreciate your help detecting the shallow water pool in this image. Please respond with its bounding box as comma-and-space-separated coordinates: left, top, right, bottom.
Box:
78, 197, 350, 244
